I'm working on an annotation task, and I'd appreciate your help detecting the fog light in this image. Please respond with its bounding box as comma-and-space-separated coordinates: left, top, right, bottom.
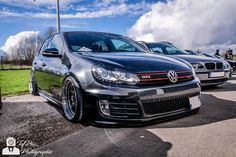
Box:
99, 100, 110, 116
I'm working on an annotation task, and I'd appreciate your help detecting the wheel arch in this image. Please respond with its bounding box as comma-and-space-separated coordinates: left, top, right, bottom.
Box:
62, 72, 82, 89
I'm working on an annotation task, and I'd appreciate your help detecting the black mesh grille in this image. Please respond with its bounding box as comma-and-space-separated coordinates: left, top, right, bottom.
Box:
205, 63, 216, 70
142, 96, 190, 115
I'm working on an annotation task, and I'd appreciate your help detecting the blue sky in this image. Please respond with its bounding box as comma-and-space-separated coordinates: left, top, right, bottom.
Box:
0, 0, 159, 47
1, 0, 236, 53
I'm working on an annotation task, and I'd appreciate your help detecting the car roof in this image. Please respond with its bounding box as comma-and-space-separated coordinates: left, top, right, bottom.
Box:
146, 41, 174, 45
139, 41, 175, 46
61, 31, 122, 37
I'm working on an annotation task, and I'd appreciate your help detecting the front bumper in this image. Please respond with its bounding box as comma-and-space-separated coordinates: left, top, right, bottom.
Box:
196, 69, 230, 86
82, 79, 201, 125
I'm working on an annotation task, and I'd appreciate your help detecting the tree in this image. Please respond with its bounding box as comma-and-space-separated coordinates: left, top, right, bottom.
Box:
6, 27, 56, 64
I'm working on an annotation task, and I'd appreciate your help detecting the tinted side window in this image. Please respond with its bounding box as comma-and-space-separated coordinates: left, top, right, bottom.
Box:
165, 46, 187, 55
151, 47, 164, 54
48, 34, 64, 53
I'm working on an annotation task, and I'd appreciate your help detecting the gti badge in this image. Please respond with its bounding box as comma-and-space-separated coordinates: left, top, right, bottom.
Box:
141, 75, 151, 79
167, 70, 178, 83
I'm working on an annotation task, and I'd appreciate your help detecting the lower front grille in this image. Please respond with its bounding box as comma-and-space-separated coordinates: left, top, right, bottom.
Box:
109, 101, 140, 118
142, 96, 190, 115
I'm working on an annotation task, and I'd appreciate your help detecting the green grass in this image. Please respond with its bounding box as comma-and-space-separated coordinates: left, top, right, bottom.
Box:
0, 70, 30, 96
1, 64, 31, 70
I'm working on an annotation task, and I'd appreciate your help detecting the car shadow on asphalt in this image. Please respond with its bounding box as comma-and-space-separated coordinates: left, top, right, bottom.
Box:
46, 100, 64, 115
33, 126, 172, 157
147, 93, 236, 129
89, 128, 172, 157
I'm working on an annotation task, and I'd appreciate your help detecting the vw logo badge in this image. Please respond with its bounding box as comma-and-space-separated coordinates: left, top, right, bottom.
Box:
167, 70, 178, 83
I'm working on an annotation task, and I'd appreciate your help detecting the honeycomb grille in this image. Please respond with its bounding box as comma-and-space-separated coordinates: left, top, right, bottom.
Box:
142, 96, 190, 115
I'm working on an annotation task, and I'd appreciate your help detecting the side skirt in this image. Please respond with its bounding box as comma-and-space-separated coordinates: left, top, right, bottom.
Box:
39, 90, 62, 108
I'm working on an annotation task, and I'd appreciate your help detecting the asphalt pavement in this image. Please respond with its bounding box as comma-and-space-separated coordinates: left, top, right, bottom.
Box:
24, 75, 236, 157
0, 95, 84, 152
1, 76, 236, 157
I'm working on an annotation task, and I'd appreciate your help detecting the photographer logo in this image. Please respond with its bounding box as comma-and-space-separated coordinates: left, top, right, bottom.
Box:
2, 137, 20, 156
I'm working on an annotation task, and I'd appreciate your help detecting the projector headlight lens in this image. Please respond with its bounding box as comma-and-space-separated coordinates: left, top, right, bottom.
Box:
92, 65, 140, 85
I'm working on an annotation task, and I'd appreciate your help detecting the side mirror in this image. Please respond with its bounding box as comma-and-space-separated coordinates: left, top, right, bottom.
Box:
42, 48, 62, 57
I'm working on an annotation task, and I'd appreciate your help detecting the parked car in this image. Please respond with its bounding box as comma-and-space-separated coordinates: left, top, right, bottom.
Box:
185, 50, 235, 76
185, 50, 200, 56
29, 31, 201, 125
139, 42, 231, 86
227, 60, 236, 72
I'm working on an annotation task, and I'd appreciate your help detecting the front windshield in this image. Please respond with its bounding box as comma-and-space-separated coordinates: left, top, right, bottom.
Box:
147, 43, 189, 55
66, 33, 143, 53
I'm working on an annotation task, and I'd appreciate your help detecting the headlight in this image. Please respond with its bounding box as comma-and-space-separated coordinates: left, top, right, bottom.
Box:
92, 65, 140, 85
191, 65, 197, 78
223, 61, 231, 69
191, 63, 205, 71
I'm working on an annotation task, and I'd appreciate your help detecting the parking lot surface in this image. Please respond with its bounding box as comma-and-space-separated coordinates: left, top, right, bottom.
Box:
1, 75, 236, 157
0, 95, 85, 151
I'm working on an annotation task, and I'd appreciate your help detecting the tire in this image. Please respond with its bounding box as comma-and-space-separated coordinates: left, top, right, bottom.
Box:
194, 107, 200, 113
62, 76, 83, 122
29, 74, 38, 96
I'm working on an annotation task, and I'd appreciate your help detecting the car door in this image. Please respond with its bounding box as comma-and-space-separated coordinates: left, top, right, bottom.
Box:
43, 34, 67, 100
36, 34, 67, 101
34, 36, 52, 91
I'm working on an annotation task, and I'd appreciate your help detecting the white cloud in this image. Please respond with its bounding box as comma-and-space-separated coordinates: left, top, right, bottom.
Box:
128, 0, 236, 51
0, 0, 152, 18
1, 31, 39, 55
94, 0, 115, 7
0, 0, 77, 8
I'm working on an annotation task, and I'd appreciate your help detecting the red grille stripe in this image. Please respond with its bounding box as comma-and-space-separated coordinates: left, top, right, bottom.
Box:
139, 78, 169, 82
136, 70, 191, 75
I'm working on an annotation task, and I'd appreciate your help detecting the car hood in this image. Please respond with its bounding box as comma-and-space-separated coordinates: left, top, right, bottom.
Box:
76, 52, 192, 73
171, 54, 222, 63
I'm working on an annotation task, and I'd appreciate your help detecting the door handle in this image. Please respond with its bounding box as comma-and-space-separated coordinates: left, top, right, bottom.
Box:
42, 63, 46, 67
